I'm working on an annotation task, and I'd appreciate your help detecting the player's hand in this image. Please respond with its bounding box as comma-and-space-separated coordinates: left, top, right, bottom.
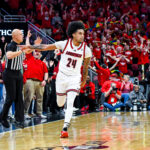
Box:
41, 80, 46, 87
34, 36, 42, 45
80, 80, 86, 88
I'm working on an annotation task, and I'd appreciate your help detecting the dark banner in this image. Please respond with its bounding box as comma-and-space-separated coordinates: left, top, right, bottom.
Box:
0, 22, 28, 42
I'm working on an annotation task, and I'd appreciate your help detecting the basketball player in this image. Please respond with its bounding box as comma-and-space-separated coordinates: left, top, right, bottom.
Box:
20, 21, 92, 138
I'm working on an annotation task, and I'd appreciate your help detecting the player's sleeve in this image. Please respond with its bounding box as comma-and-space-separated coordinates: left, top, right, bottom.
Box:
85, 46, 92, 58
54, 40, 67, 50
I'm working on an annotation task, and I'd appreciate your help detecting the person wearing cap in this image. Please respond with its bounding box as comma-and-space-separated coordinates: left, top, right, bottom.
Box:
23, 33, 48, 119
125, 84, 147, 111
100, 73, 123, 111
23, 50, 48, 119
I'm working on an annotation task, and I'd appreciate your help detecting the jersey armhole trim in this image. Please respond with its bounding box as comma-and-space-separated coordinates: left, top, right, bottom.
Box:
56, 92, 67, 96
83, 43, 87, 59
62, 39, 70, 54
66, 89, 80, 94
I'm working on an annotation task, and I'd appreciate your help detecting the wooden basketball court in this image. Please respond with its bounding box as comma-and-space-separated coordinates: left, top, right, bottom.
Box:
0, 111, 150, 150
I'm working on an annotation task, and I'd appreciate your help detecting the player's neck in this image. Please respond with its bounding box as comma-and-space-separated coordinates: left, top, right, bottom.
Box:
72, 39, 80, 47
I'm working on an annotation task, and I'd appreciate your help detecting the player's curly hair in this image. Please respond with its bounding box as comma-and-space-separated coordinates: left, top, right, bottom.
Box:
67, 21, 85, 38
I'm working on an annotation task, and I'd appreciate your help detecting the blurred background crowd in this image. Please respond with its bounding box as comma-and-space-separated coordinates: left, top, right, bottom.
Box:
0, 0, 150, 120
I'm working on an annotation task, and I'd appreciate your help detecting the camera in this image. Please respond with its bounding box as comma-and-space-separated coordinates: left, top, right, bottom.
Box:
132, 97, 138, 104
84, 86, 91, 96
134, 77, 139, 85
111, 83, 118, 92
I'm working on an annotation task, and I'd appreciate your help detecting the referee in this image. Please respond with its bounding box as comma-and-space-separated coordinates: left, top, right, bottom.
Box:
0, 29, 27, 128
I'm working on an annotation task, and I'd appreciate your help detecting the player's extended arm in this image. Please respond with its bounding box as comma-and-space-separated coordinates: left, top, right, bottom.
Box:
81, 57, 91, 88
29, 44, 57, 51
19, 44, 57, 52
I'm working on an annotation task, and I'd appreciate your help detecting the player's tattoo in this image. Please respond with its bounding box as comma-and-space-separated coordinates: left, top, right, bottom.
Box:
29, 44, 46, 50
82, 57, 91, 81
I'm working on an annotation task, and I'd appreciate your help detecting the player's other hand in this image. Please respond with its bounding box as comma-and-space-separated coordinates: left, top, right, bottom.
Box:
80, 80, 86, 88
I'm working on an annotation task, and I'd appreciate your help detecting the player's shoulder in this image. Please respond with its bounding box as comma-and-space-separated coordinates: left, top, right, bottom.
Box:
55, 39, 68, 44
84, 43, 90, 49
84, 43, 92, 57
54, 39, 70, 50
83, 43, 90, 51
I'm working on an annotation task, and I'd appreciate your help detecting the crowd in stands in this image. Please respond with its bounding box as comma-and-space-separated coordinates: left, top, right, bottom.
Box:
0, 0, 150, 120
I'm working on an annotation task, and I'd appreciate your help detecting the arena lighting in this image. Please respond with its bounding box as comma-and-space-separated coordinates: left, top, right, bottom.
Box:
0, 29, 24, 36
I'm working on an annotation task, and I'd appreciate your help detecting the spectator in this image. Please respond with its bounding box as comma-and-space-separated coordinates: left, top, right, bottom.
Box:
44, 54, 59, 114
23, 50, 48, 119
48, 63, 59, 114
80, 76, 96, 112
101, 73, 123, 111
137, 36, 149, 79
104, 44, 116, 68
0, 50, 4, 112
0, 36, 7, 58
126, 84, 147, 111
52, 24, 64, 41
51, 12, 62, 26
121, 75, 133, 106
41, 3, 53, 36
23, 33, 48, 119
93, 43, 101, 60
89, 57, 120, 108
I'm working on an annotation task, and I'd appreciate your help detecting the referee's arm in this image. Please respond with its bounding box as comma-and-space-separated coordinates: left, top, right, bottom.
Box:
7, 50, 23, 59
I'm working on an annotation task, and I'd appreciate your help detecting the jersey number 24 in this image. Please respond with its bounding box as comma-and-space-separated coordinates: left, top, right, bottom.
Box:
66, 58, 77, 68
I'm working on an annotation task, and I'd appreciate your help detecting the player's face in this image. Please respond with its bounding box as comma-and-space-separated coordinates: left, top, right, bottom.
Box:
73, 29, 85, 43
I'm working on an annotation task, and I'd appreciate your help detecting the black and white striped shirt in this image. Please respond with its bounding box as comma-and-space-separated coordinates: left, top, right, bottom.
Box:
5, 41, 24, 70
